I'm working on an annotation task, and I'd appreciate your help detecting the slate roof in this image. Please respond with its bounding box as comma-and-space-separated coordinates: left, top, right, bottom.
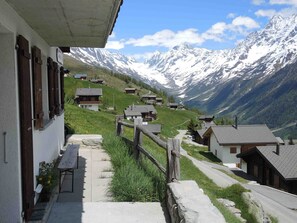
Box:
238, 145, 297, 180
203, 125, 278, 145
199, 115, 215, 121
124, 105, 157, 116
141, 94, 157, 98
75, 88, 102, 96
124, 110, 141, 117
74, 74, 87, 78
142, 124, 162, 134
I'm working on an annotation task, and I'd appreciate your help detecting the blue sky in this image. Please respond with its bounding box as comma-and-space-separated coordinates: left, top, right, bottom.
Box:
106, 0, 297, 59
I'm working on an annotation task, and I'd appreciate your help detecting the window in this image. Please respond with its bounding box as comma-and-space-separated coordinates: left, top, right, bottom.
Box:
230, 147, 237, 154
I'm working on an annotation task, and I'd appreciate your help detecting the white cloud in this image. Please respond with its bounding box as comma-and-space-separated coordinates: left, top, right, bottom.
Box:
252, 0, 266, 5
126, 29, 204, 48
231, 16, 260, 29
255, 9, 277, 18
105, 41, 125, 50
269, 0, 297, 6
227, 13, 236, 19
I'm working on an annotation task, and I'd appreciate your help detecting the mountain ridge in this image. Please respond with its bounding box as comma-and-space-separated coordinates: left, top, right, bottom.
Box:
69, 14, 297, 135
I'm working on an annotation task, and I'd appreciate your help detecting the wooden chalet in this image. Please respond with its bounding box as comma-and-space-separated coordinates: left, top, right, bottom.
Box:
74, 73, 87, 80
75, 88, 103, 111
124, 105, 157, 121
237, 145, 297, 195
125, 88, 137, 94
89, 79, 105, 84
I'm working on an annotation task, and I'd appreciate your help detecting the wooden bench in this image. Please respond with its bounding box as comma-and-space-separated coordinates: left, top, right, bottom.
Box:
58, 144, 80, 192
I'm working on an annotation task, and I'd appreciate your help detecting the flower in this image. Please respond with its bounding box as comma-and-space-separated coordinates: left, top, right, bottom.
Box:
36, 160, 58, 194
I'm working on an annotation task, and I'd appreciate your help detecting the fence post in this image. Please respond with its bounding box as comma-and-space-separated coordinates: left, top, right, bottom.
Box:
133, 118, 143, 160
167, 138, 181, 183
116, 115, 123, 136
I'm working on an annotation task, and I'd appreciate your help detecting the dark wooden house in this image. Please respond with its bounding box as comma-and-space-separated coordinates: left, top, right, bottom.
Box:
75, 88, 102, 111
124, 105, 157, 121
237, 145, 297, 195
125, 88, 137, 94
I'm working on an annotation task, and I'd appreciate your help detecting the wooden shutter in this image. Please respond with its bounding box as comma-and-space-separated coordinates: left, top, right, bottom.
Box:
32, 46, 44, 129
47, 57, 55, 119
53, 62, 60, 115
17, 35, 35, 221
60, 66, 65, 110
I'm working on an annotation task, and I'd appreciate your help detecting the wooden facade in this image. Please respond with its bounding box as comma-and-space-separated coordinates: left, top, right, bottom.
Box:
239, 150, 297, 195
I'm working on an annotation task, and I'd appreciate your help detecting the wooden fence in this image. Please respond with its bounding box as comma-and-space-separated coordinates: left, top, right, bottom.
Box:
115, 116, 180, 183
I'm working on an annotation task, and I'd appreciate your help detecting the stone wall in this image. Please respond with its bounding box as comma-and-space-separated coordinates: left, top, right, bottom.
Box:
167, 180, 225, 223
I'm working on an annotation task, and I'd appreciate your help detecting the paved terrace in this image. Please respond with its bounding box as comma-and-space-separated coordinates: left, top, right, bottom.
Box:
47, 135, 168, 223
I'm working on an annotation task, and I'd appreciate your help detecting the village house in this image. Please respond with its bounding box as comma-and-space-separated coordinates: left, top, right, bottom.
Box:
124, 105, 157, 121
125, 87, 137, 94
203, 124, 279, 167
167, 103, 179, 109
73, 73, 87, 80
195, 115, 216, 145
89, 79, 105, 84
75, 88, 103, 111
0, 0, 122, 221
141, 94, 157, 104
237, 145, 297, 195
156, 97, 163, 105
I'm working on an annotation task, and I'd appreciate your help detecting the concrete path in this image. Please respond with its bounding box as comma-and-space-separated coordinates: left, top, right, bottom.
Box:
176, 130, 237, 188
47, 135, 167, 223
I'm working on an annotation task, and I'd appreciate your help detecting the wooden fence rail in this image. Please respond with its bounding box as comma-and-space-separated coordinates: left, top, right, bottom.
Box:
115, 116, 180, 183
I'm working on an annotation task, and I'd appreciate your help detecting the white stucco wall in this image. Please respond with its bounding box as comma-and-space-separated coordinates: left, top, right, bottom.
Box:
221, 145, 241, 165
209, 134, 222, 160
0, 32, 23, 223
0, 1, 64, 222
209, 133, 241, 164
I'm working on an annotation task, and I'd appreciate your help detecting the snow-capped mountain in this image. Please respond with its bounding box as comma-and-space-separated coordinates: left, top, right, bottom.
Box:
69, 15, 297, 129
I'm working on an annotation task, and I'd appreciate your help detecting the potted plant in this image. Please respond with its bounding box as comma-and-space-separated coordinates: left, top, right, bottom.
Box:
36, 160, 58, 202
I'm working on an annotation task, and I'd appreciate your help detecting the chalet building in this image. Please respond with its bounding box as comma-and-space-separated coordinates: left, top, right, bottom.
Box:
156, 97, 163, 105
124, 105, 157, 121
237, 145, 297, 195
0, 0, 122, 221
203, 125, 278, 166
141, 94, 157, 104
196, 115, 216, 145
199, 115, 215, 122
73, 73, 87, 80
89, 79, 105, 84
125, 88, 137, 94
75, 88, 103, 111
167, 103, 179, 110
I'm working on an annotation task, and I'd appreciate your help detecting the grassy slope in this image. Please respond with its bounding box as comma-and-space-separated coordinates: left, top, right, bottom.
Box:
63, 58, 257, 222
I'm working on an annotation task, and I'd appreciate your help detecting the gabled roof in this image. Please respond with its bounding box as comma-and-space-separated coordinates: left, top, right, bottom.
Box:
238, 145, 297, 180
6, 0, 123, 47
74, 74, 87, 78
125, 105, 157, 114
203, 125, 278, 145
75, 88, 102, 96
125, 88, 136, 91
143, 124, 162, 134
124, 110, 142, 117
199, 115, 215, 121
141, 94, 157, 98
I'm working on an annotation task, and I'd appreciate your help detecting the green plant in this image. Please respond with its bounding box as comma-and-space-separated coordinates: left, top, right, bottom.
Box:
36, 160, 58, 196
